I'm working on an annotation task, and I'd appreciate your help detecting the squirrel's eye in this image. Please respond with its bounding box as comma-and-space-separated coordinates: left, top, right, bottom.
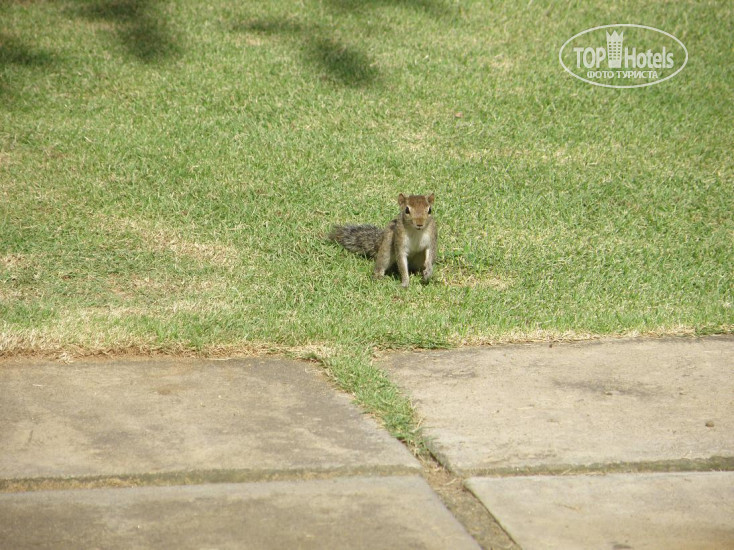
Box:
405, 207, 410, 214
428, 207, 432, 214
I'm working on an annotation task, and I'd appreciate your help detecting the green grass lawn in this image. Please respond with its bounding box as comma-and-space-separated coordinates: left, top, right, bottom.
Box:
1, 0, 732, 447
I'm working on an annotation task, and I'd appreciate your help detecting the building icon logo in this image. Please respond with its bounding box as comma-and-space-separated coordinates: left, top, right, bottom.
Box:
606, 31, 623, 68
559, 24, 688, 89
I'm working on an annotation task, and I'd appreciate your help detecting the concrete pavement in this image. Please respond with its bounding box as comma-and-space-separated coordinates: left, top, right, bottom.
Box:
380, 336, 734, 475
1, 336, 733, 549
381, 336, 734, 549
0, 358, 417, 479
465, 472, 734, 550
0, 357, 477, 549
0, 477, 479, 550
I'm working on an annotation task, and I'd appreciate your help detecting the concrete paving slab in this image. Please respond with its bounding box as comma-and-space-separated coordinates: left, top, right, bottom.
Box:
380, 337, 734, 474
0, 476, 480, 550
466, 472, 734, 550
0, 358, 418, 480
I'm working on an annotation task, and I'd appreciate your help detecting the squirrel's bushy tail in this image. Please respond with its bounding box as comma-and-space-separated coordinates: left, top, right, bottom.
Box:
329, 224, 383, 258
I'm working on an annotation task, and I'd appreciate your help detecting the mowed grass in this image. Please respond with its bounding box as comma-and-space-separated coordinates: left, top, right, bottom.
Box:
1, 1, 732, 446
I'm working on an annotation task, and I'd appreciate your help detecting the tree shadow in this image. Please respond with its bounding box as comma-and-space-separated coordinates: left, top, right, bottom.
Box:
234, 18, 379, 88
0, 35, 55, 68
0, 33, 56, 104
75, 0, 179, 63
233, 0, 455, 88
306, 36, 380, 87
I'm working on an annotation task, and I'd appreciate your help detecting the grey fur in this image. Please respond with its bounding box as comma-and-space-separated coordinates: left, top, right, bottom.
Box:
329, 224, 384, 258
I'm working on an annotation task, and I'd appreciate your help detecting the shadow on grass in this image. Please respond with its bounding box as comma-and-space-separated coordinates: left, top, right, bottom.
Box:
233, 0, 456, 88
0, 35, 55, 68
75, 0, 179, 63
307, 36, 380, 87
0, 32, 57, 105
234, 17, 379, 88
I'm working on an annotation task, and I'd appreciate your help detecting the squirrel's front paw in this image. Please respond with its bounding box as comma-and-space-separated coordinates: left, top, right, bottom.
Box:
422, 265, 433, 282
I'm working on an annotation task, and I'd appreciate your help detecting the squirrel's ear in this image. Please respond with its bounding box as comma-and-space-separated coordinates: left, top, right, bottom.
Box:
398, 193, 406, 206
427, 193, 435, 205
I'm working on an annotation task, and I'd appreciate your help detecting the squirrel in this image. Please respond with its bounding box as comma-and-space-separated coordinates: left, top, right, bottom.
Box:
329, 193, 437, 288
